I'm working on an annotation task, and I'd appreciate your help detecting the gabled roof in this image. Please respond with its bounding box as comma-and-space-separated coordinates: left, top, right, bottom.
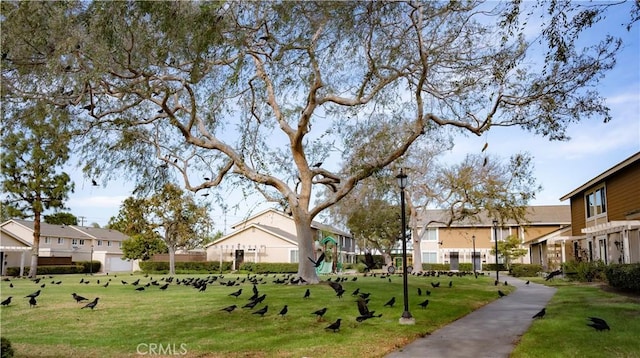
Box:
207, 223, 298, 247
560, 151, 640, 201
1, 219, 128, 241
230, 207, 351, 237
418, 205, 571, 228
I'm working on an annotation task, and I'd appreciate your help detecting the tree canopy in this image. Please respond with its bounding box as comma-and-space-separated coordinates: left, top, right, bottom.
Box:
2, 0, 636, 282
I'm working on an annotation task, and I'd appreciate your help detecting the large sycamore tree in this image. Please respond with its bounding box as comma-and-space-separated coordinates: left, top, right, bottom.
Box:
1, 1, 636, 283
0, 102, 75, 278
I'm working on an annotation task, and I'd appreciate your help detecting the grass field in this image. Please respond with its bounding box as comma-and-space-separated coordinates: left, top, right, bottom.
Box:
512, 278, 640, 358
0, 272, 508, 358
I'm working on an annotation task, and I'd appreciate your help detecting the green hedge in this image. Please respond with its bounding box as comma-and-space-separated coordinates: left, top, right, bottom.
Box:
238, 262, 298, 274
74, 261, 102, 274
509, 264, 543, 277
1, 336, 14, 358
139, 261, 232, 273
483, 263, 507, 272
562, 260, 607, 282
605, 263, 640, 293
6, 265, 85, 276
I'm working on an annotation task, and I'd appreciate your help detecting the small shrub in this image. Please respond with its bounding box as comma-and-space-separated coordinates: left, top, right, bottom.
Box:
1, 336, 14, 358
605, 263, 640, 293
139, 261, 232, 273
422, 263, 450, 271
483, 263, 507, 272
562, 260, 606, 282
74, 260, 101, 273
510, 264, 543, 277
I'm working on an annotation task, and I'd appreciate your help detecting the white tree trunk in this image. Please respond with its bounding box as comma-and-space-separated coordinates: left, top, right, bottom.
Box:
168, 245, 176, 276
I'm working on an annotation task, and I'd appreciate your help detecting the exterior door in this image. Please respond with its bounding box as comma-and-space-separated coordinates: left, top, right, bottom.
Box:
450, 252, 459, 270
598, 237, 607, 264
235, 249, 245, 269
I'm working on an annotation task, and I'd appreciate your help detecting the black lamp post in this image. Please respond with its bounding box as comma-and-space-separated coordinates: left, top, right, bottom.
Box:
493, 219, 499, 282
472, 235, 476, 273
90, 245, 94, 275
396, 169, 414, 324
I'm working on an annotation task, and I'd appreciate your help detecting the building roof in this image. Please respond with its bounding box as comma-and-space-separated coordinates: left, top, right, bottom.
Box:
3, 219, 128, 241
230, 207, 351, 237
560, 151, 640, 201
418, 205, 571, 228
207, 222, 298, 247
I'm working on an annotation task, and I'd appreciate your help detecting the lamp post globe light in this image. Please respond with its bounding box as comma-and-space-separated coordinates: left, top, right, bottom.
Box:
396, 169, 415, 325
493, 219, 499, 282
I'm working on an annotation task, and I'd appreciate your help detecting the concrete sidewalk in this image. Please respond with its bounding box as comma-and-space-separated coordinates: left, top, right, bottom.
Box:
385, 274, 556, 358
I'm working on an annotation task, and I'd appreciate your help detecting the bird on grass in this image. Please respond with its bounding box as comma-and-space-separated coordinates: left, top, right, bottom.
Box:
252, 305, 268, 317
426, 290, 431, 296
312, 307, 328, 321
29, 297, 37, 308
25, 290, 41, 299
279, 305, 288, 317
498, 290, 506, 297
220, 305, 237, 313
587, 317, 610, 331
303, 288, 310, 299
383, 297, 396, 307
72, 293, 88, 303
351, 288, 360, 297
159, 283, 169, 290
135, 287, 145, 291
417, 288, 422, 296
229, 289, 242, 298
308, 252, 326, 268
103, 282, 109, 288
1, 297, 12, 306
356, 298, 382, 322
494, 280, 499, 286
81, 297, 99, 310
504, 281, 508, 286
431, 282, 440, 288
418, 299, 430, 309
532, 308, 546, 319
325, 318, 342, 332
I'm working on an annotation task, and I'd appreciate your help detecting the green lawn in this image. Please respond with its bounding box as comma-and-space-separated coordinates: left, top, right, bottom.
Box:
513, 278, 640, 358
0, 272, 507, 357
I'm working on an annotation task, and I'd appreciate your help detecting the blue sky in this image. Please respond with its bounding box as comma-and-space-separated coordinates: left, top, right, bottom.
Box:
61, 5, 639, 231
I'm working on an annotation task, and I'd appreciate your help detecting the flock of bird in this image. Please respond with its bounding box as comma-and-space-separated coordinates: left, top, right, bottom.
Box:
0, 267, 612, 333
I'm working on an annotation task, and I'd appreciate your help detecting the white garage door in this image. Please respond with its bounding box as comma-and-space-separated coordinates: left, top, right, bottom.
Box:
107, 257, 133, 272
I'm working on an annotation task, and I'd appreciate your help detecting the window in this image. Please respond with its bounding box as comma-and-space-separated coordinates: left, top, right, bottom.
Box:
289, 249, 299, 263
97, 240, 103, 246
79, 239, 85, 246
422, 251, 437, 263
423, 228, 438, 241
107, 241, 111, 247
586, 186, 607, 218
57, 238, 64, 245
44, 237, 51, 244
72, 239, 78, 246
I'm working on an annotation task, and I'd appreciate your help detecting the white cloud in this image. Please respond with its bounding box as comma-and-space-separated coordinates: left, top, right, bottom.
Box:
68, 195, 128, 209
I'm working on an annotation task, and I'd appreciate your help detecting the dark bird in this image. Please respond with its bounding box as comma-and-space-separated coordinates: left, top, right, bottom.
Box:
498, 290, 506, 297
325, 318, 342, 332
229, 289, 242, 298
312, 162, 323, 168
83, 104, 95, 111
327, 281, 343, 295
417, 288, 422, 296
525, 280, 530, 285
359, 292, 371, 299
383, 297, 396, 307
504, 281, 508, 286
220, 305, 237, 313
303, 288, 310, 299
312, 307, 328, 320
252, 305, 268, 317
91, 179, 98, 186
1, 297, 12, 306
103, 282, 109, 288
242, 300, 259, 309
431, 282, 440, 288
449, 281, 453, 288
356, 298, 382, 322
532, 308, 546, 319
25, 290, 41, 299
159, 283, 169, 290
135, 287, 145, 291
351, 288, 360, 296
545, 270, 562, 281
418, 299, 430, 309
279, 305, 288, 317
308, 252, 325, 268
81, 297, 99, 310
335, 288, 345, 299
587, 317, 610, 331
9, 283, 13, 288
29, 297, 37, 308
426, 290, 431, 296
494, 280, 499, 286
72, 293, 88, 303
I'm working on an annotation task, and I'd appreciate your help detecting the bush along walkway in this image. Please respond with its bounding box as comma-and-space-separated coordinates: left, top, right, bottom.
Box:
385, 274, 556, 358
